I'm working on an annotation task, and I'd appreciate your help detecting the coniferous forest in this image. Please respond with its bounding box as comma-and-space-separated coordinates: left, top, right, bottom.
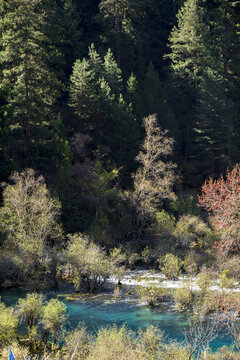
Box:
1, 0, 240, 359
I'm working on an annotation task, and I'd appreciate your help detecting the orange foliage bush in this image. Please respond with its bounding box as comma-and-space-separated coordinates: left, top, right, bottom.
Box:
199, 164, 240, 254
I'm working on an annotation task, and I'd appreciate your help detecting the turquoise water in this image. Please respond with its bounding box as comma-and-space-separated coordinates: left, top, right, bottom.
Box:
0, 286, 233, 351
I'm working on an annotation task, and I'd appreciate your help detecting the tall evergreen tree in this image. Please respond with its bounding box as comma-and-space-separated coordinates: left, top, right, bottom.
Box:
0, 88, 12, 185
141, 63, 175, 134
167, 0, 240, 184
166, 0, 209, 184
167, 0, 208, 84
99, 0, 147, 75
190, 0, 240, 180
69, 45, 139, 181
135, 0, 179, 76
58, 0, 101, 79
0, 0, 63, 171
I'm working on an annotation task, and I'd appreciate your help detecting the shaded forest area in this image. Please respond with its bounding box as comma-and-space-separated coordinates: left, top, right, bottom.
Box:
2, 2, 240, 356
0, 0, 240, 259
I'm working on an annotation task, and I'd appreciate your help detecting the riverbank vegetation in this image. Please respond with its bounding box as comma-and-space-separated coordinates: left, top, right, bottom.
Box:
1, 312, 240, 360
0, 0, 240, 357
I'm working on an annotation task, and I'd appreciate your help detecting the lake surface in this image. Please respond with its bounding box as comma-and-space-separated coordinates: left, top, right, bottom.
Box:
0, 285, 234, 352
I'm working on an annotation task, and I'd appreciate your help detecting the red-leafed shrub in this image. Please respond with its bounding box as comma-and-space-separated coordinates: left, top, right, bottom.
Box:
199, 164, 240, 253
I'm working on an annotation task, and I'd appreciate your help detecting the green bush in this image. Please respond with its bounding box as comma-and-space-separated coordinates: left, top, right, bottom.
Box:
66, 233, 115, 293
159, 253, 182, 280
163, 343, 189, 359
87, 325, 135, 360
219, 256, 240, 279
136, 326, 164, 360
218, 270, 237, 290
197, 270, 213, 298
87, 325, 167, 360
203, 346, 238, 359
194, 292, 218, 316
141, 246, 151, 265
136, 285, 168, 306
183, 251, 198, 276
42, 299, 66, 346
63, 324, 92, 360
155, 210, 176, 234
173, 286, 193, 310
0, 299, 18, 348
174, 215, 214, 249
169, 192, 200, 217
194, 270, 219, 315
0, 342, 29, 360
17, 293, 43, 343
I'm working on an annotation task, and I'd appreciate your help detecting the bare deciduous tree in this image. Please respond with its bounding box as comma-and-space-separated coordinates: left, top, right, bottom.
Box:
184, 316, 220, 360
131, 114, 176, 235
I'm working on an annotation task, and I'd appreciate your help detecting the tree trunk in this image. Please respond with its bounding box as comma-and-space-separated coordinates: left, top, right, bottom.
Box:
52, 330, 57, 347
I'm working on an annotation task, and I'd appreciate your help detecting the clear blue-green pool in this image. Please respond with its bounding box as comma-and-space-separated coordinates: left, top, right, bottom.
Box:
0, 286, 233, 351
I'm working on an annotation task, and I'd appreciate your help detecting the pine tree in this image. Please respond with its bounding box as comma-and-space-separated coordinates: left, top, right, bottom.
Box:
69, 45, 139, 181
126, 73, 142, 126
0, 92, 12, 185
141, 63, 175, 134
167, 0, 240, 184
167, 0, 208, 85
61, 0, 84, 75
134, 0, 178, 77
193, 0, 240, 179
166, 0, 209, 184
0, 0, 62, 171
99, 0, 146, 73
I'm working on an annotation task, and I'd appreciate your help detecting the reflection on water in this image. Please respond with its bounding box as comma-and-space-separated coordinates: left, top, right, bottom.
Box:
0, 285, 233, 351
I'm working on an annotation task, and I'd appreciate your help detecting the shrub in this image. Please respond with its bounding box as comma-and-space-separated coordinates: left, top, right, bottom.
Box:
219, 256, 240, 279
197, 270, 213, 298
109, 247, 126, 283
218, 270, 237, 290
136, 326, 164, 360
159, 253, 182, 280
126, 250, 140, 268
183, 251, 198, 276
141, 246, 151, 265
87, 325, 136, 360
155, 210, 175, 234
194, 271, 220, 315
199, 164, 240, 253
204, 347, 239, 360
42, 299, 66, 346
173, 286, 193, 310
66, 233, 114, 293
0, 300, 18, 348
136, 286, 168, 306
174, 215, 214, 249
197, 269, 213, 294
194, 292, 218, 316
169, 192, 200, 217
17, 293, 43, 343
0, 342, 29, 360
164, 344, 189, 359
63, 324, 92, 360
